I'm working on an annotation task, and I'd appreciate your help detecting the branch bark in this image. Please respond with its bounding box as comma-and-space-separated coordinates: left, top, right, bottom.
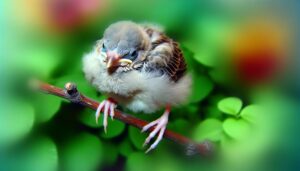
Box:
33, 80, 213, 156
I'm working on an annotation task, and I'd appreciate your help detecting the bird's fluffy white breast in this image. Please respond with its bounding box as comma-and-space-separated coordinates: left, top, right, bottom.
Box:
83, 49, 192, 113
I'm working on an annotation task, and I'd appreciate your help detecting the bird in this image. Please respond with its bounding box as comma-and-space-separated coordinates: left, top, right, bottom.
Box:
83, 21, 191, 153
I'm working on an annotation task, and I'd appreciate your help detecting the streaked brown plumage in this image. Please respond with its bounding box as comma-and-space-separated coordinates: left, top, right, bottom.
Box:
145, 27, 187, 82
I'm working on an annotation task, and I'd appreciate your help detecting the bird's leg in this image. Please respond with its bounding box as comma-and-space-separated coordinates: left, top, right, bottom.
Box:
95, 97, 117, 133
142, 105, 171, 153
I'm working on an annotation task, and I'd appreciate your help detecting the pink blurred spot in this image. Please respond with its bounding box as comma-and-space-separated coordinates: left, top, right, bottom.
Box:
46, 0, 103, 32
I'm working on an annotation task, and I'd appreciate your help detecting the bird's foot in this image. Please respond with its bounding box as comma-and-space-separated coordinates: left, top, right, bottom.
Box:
141, 106, 170, 153
95, 98, 117, 133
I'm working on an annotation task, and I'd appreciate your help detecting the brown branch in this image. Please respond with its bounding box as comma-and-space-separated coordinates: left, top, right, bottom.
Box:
32, 80, 213, 156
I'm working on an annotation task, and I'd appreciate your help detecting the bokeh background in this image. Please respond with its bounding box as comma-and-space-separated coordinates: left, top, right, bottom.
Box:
1, 0, 300, 171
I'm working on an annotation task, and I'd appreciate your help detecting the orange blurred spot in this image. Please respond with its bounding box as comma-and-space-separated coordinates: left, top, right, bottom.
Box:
228, 17, 291, 85
14, 0, 108, 33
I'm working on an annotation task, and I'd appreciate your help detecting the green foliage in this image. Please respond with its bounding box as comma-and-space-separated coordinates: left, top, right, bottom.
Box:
193, 96, 262, 150
222, 118, 251, 140
182, 46, 214, 103
62, 133, 102, 171
118, 138, 135, 157
205, 106, 223, 119
240, 105, 262, 124
126, 152, 152, 171
33, 94, 61, 123
193, 47, 217, 67
208, 67, 231, 85
129, 126, 148, 150
168, 119, 190, 135
218, 97, 243, 115
20, 137, 58, 171
0, 100, 34, 147
193, 119, 223, 142
100, 120, 126, 138
102, 142, 119, 164
126, 151, 182, 171
13, 45, 63, 79
189, 73, 214, 103
79, 108, 102, 128
185, 16, 231, 68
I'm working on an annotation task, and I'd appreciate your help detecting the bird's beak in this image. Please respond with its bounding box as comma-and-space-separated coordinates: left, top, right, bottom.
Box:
106, 51, 121, 70
106, 51, 134, 74
106, 51, 134, 68
107, 56, 120, 69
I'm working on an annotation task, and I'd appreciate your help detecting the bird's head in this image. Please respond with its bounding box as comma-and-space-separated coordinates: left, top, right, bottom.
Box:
100, 21, 149, 74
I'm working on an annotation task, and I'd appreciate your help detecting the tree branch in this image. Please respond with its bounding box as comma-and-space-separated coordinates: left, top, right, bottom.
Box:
33, 80, 213, 156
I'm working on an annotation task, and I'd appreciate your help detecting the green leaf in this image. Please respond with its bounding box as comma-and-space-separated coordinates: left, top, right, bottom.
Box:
14, 46, 62, 78
193, 46, 217, 67
193, 119, 223, 142
189, 74, 214, 103
62, 133, 102, 171
208, 94, 226, 104
33, 94, 61, 123
184, 41, 217, 67
100, 120, 126, 139
172, 104, 199, 120
126, 152, 153, 171
222, 118, 251, 140
185, 17, 231, 68
78, 108, 103, 128
118, 138, 135, 157
240, 105, 262, 124
195, 17, 230, 47
126, 152, 181, 171
168, 119, 190, 135
205, 106, 223, 119
0, 101, 34, 147
218, 97, 242, 115
129, 126, 147, 150
181, 46, 199, 70
208, 68, 228, 85
21, 137, 58, 171
220, 134, 237, 154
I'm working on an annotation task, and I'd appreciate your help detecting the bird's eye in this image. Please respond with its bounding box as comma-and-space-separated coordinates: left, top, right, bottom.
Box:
102, 44, 107, 53
123, 50, 138, 61
131, 50, 138, 58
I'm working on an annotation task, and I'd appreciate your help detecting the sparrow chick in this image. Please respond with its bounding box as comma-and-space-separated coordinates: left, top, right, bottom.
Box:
83, 21, 191, 153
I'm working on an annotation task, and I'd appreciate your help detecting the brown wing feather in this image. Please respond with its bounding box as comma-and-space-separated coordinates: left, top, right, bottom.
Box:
146, 29, 186, 82
168, 41, 187, 82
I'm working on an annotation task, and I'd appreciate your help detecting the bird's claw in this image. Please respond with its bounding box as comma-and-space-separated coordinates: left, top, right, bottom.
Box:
95, 99, 116, 133
142, 111, 169, 153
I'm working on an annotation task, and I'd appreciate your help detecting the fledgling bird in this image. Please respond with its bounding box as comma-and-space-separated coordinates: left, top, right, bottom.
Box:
83, 21, 191, 153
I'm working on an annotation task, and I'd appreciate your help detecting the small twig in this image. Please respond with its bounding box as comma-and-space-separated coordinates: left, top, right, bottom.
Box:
32, 80, 213, 156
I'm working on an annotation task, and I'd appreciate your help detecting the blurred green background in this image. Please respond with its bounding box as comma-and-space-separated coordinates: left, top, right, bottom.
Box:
1, 0, 300, 171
